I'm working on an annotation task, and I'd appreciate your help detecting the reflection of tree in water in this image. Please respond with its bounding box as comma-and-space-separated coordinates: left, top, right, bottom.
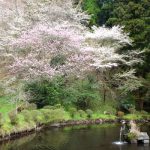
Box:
33, 129, 69, 150
31, 145, 56, 150
1, 129, 69, 150
0, 125, 150, 150
0, 133, 36, 150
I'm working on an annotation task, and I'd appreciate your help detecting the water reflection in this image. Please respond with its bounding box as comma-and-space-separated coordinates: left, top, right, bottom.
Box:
0, 123, 149, 150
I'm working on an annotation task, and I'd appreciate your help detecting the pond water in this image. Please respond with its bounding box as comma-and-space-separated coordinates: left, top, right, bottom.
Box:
0, 123, 149, 150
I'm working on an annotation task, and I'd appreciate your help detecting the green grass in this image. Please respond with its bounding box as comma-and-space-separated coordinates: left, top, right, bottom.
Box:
68, 112, 117, 120
0, 96, 15, 115
0, 96, 149, 138
92, 113, 117, 120
123, 114, 150, 120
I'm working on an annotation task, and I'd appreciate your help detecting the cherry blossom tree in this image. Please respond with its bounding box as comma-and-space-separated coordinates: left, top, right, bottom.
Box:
0, 0, 143, 103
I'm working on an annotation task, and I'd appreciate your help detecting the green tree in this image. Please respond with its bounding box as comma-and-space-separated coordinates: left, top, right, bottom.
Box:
83, 0, 150, 111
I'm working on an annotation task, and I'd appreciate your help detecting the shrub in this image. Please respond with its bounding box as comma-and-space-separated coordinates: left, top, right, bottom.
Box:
98, 104, 117, 115
54, 104, 62, 109
0, 113, 3, 127
123, 114, 143, 120
140, 110, 148, 115
127, 132, 138, 140
86, 109, 93, 118
69, 107, 77, 118
128, 107, 136, 114
43, 105, 55, 110
8, 111, 18, 125
27, 103, 37, 110
32, 110, 44, 125
117, 111, 125, 117
25, 78, 64, 108
78, 110, 86, 118
41, 108, 65, 122
41, 109, 52, 122
17, 106, 25, 113
52, 109, 65, 121
21, 110, 32, 123
0, 124, 11, 136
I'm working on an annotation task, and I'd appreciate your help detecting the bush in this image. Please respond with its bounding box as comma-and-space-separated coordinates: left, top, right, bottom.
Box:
43, 105, 55, 110
54, 104, 62, 109
25, 78, 64, 108
127, 132, 138, 140
86, 109, 93, 118
17, 106, 25, 113
128, 107, 136, 114
41, 109, 52, 122
41, 108, 65, 122
21, 110, 32, 123
32, 110, 44, 125
78, 110, 86, 118
0, 113, 3, 127
69, 107, 77, 118
140, 110, 148, 115
117, 111, 125, 117
27, 103, 37, 110
52, 109, 65, 121
8, 111, 18, 125
98, 104, 117, 115
123, 114, 143, 120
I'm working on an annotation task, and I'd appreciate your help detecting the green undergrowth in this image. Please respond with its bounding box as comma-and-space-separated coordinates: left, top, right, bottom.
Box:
123, 114, 150, 120
0, 96, 15, 115
0, 96, 149, 138
0, 107, 70, 137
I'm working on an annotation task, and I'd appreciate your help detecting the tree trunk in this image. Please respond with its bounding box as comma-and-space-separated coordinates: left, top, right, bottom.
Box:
103, 87, 106, 104
139, 99, 144, 111
137, 89, 144, 111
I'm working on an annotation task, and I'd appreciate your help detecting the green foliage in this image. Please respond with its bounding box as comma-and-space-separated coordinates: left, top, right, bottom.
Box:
0, 96, 15, 115
41, 108, 67, 122
40, 109, 52, 122
25, 77, 64, 108
123, 114, 143, 120
83, 0, 150, 111
69, 77, 101, 110
21, 110, 32, 123
43, 105, 55, 110
54, 104, 62, 109
0, 124, 12, 136
98, 104, 117, 115
84, 0, 150, 50
140, 110, 148, 115
25, 76, 101, 110
117, 111, 125, 117
86, 109, 93, 118
92, 113, 117, 120
127, 132, 138, 140
32, 110, 44, 125
0, 113, 4, 127
78, 110, 86, 118
82, 0, 100, 25
69, 107, 77, 118
119, 96, 136, 113
8, 111, 18, 125
27, 103, 37, 110
51, 108, 66, 121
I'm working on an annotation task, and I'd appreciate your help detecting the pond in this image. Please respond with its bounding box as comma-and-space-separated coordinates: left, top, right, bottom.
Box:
0, 123, 149, 150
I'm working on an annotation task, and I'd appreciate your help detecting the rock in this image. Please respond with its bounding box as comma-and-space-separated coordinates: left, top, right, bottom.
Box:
50, 123, 60, 127
137, 132, 149, 144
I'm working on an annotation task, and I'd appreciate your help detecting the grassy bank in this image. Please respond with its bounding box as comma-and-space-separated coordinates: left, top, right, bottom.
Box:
0, 96, 150, 140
